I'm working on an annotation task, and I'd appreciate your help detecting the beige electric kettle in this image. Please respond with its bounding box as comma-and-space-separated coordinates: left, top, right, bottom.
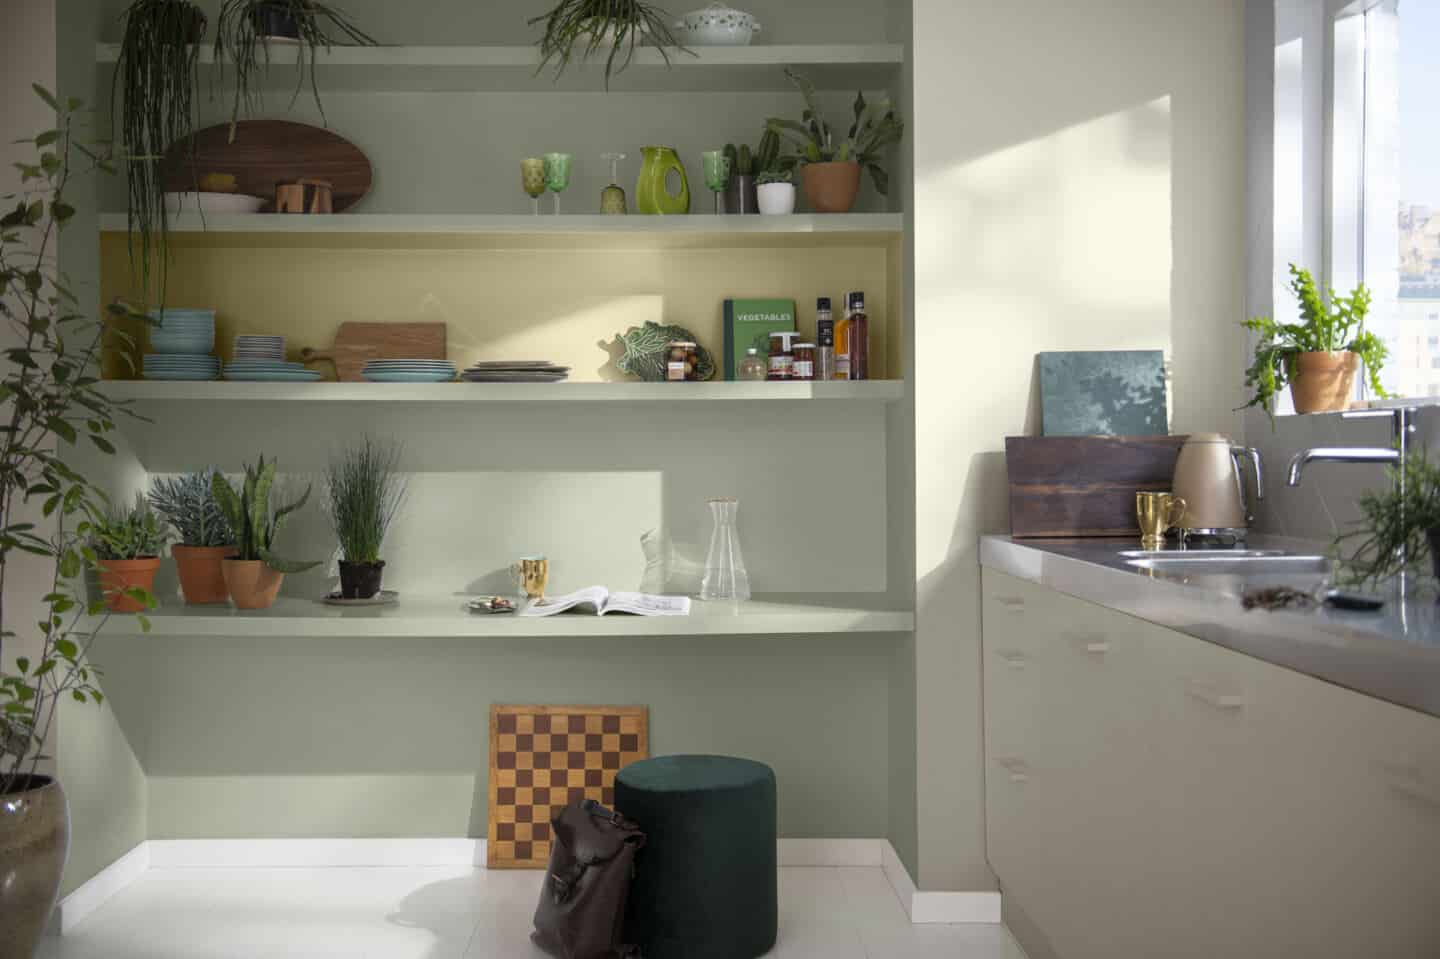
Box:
1170, 433, 1263, 541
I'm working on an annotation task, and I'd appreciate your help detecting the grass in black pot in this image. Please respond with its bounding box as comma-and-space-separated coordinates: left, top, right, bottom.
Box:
213, 0, 378, 139
325, 437, 406, 599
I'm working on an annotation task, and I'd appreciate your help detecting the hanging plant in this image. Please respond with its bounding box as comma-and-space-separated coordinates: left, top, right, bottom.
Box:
113, 0, 206, 298
213, 0, 378, 140
529, 0, 691, 90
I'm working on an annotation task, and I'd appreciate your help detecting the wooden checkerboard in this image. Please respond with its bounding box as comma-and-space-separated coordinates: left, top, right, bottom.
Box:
487, 704, 649, 869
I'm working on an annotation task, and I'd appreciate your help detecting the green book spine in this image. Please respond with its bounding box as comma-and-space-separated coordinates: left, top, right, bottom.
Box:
722, 298, 796, 380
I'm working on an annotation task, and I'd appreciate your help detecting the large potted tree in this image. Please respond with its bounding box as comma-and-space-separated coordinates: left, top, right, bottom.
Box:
1, 89, 151, 959
324, 437, 406, 600
211, 456, 319, 609
150, 468, 236, 604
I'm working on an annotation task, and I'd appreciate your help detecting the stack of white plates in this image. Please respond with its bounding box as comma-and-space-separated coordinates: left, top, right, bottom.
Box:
361, 359, 457, 383
143, 354, 220, 381
461, 361, 570, 383
234, 335, 285, 361
147, 308, 216, 357
223, 360, 322, 382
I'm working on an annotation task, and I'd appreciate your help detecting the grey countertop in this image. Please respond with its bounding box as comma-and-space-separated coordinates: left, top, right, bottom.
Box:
979, 534, 1440, 720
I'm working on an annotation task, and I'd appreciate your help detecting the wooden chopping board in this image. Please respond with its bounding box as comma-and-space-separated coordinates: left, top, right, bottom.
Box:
302, 323, 447, 382
1005, 435, 1189, 537
163, 120, 372, 212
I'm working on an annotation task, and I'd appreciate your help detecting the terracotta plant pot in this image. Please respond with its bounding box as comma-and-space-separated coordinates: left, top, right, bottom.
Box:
172, 545, 235, 604
801, 162, 862, 213
338, 560, 385, 600
222, 558, 285, 610
0, 775, 69, 959
1288, 350, 1359, 414
98, 557, 161, 613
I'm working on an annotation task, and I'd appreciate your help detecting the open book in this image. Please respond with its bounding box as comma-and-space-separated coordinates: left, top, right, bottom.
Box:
519, 586, 691, 617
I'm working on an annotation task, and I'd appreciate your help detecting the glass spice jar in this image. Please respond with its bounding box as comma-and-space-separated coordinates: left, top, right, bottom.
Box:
737, 347, 767, 381
767, 331, 800, 380
792, 342, 817, 381
667, 341, 697, 381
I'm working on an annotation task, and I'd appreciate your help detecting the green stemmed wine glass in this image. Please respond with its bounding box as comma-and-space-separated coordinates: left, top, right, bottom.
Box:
702, 150, 731, 215
543, 153, 573, 215
521, 157, 546, 215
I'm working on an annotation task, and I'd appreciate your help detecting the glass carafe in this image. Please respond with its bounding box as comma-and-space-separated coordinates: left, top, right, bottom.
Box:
700, 497, 751, 601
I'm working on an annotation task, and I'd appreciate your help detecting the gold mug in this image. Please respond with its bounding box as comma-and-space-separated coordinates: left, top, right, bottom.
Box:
1136, 491, 1187, 549
512, 556, 549, 599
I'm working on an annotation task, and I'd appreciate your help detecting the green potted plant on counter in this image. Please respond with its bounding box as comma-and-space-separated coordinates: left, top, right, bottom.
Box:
1335, 449, 1440, 586
150, 467, 236, 604
212, 456, 320, 609
767, 68, 904, 214
1241, 264, 1390, 419
324, 437, 407, 599
92, 496, 172, 612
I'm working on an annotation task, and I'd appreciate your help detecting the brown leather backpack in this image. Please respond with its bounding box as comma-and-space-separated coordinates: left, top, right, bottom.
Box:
531, 799, 646, 959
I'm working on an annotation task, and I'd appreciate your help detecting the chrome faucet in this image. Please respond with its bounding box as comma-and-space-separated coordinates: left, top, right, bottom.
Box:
1285, 408, 1415, 488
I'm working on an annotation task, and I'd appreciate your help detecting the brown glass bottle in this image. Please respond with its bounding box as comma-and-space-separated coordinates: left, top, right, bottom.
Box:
846, 291, 869, 380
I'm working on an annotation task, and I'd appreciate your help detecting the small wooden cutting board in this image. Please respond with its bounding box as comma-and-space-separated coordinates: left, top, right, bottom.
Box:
302, 322, 447, 382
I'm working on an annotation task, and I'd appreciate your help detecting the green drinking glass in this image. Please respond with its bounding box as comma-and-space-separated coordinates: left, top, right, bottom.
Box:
521, 157, 547, 216
543, 152, 573, 215
702, 150, 731, 215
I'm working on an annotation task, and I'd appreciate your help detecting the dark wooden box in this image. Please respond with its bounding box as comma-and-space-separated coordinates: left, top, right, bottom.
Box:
1005, 435, 1189, 538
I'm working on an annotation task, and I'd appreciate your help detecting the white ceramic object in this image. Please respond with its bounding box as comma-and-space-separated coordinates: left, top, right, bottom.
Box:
674, 3, 761, 45
163, 192, 266, 215
757, 182, 796, 215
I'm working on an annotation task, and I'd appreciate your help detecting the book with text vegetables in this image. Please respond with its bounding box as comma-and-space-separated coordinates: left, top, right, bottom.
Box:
519, 587, 692, 617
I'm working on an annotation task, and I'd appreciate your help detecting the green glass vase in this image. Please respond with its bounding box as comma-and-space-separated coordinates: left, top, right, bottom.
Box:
635, 146, 690, 215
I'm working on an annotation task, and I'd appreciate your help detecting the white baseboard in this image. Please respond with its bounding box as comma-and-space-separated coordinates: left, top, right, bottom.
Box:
56, 836, 1000, 933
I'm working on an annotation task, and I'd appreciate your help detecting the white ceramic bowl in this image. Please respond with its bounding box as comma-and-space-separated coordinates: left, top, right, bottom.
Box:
674, 3, 761, 45
164, 192, 266, 215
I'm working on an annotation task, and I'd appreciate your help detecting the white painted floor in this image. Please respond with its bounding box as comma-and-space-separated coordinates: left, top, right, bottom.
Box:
39, 865, 1027, 959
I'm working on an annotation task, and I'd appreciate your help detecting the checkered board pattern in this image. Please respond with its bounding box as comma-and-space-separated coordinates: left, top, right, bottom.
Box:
487, 704, 648, 869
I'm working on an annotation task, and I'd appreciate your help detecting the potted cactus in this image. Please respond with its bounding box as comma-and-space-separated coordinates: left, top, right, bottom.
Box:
756, 169, 795, 215
211, 456, 320, 609
150, 468, 236, 604
91, 495, 171, 613
722, 129, 779, 215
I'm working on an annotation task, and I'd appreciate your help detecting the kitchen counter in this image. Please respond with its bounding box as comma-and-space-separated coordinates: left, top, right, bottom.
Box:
980, 534, 1440, 719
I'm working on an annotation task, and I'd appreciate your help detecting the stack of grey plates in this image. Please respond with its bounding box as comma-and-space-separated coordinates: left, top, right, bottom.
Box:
233, 335, 285, 361
461, 361, 570, 383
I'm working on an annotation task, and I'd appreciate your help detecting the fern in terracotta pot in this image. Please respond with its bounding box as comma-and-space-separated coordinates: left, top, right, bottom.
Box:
1241, 264, 1390, 420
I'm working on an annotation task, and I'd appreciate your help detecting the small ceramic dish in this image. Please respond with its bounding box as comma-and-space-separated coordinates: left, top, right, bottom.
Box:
468, 596, 517, 614
674, 3, 761, 45
322, 590, 399, 607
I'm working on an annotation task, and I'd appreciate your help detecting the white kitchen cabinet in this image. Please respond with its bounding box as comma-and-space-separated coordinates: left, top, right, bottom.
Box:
981, 568, 1440, 959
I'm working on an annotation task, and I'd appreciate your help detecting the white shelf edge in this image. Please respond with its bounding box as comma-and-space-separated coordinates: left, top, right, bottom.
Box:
98, 380, 905, 403
83, 595, 914, 638
97, 213, 903, 236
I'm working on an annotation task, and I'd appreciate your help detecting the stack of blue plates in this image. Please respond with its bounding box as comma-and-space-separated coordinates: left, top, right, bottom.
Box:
143, 354, 221, 381
223, 360, 322, 382
361, 359, 457, 383
148, 308, 216, 356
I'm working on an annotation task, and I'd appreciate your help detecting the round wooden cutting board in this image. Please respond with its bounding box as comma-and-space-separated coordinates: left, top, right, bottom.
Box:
162, 120, 372, 212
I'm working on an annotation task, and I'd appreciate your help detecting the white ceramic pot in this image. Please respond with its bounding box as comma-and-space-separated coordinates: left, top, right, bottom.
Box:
756, 182, 796, 215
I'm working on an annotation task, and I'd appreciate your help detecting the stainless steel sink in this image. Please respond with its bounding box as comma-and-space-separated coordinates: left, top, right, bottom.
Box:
1120, 549, 1332, 574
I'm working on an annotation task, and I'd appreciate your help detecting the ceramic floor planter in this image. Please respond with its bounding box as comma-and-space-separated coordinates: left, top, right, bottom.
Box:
724, 174, 758, 214
222, 559, 285, 609
338, 560, 385, 600
801, 162, 861, 214
756, 182, 796, 215
0, 775, 69, 959
172, 545, 235, 604
98, 557, 161, 613
1288, 350, 1359, 413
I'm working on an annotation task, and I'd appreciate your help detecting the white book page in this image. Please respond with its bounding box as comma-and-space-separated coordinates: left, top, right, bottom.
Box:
518, 586, 610, 617
599, 592, 692, 617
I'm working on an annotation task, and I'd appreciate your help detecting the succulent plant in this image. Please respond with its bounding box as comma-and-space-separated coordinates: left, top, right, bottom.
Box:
756, 169, 792, 186
211, 456, 320, 573
149, 468, 235, 547
91, 494, 171, 561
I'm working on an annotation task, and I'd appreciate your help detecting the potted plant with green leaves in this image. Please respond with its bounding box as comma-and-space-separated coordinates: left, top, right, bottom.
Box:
211, 456, 320, 608
114, 0, 207, 295
324, 437, 407, 599
722, 128, 779, 215
529, 0, 691, 89
92, 496, 172, 613
1334, 448, 1440, 586
767, 68, 905, 214
1, 89, 151, 957
150, 467, 236, 604
213, 0, 378, 139
1241, 264, 1390, 418
755, 169, 795, 215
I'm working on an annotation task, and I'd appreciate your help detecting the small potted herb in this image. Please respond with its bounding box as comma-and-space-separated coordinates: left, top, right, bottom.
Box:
1241, 264, 1391, 419
324, 437, 406, 599
91, 496, 171, 613
530, 0, 691, 89
211, 456, 320, 609
755, 169, 795, 215
767, 69, 904, 214
150, 468, 236, 604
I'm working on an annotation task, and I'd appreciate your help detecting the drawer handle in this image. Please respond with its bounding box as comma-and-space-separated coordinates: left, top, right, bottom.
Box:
1376, 762, 1440, 809
997, 597, 1025, 613
995, 757, 1030, 783
1083, 641, 1110, 655
1187, 680, 1245, 711
997, 652, 1027, 670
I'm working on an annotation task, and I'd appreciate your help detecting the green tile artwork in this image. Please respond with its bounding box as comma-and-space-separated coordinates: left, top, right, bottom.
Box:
1038, 350, 1168, 436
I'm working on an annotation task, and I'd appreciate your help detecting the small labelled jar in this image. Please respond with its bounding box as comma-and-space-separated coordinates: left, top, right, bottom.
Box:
767, 331, 800, 380
792, 342, 817, 381
667, 341, 698, 381
738, 347, 767, 381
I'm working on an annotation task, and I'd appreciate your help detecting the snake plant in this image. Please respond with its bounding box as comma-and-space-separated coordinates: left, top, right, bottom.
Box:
210, 456, 319, 573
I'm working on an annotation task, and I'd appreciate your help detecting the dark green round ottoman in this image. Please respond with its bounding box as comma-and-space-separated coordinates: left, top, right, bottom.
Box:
615, 755, 777, 959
